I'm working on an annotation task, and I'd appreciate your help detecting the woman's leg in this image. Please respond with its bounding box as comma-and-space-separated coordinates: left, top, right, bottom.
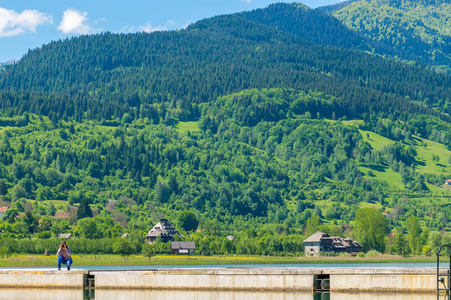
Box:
57, 256, 65, 269
66, 258, 73, 268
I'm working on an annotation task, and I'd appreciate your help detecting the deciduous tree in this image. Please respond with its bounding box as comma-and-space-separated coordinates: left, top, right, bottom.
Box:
355, 208, 387, 253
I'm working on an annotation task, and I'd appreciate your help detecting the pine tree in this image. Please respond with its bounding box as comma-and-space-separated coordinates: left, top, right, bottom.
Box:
77, 197, 93, 220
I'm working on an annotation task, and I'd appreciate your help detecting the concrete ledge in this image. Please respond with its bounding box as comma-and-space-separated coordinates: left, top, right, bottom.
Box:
92, 268, 319, 291
327, 268, 445, 293
0, 269, 88, 288
325, 267, 440, 275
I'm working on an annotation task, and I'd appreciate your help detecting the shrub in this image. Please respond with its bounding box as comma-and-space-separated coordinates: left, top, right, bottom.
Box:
0, 247, 11, 259
366, 250, 380, 257
37, 231, 52, 239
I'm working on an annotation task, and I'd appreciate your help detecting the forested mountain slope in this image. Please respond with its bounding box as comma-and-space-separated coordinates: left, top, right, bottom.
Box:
319, 0, 360, 14
239, 2, 373, 50
1, 6, 451, 125
325, 0, 451, 72
1, 3, 451, 252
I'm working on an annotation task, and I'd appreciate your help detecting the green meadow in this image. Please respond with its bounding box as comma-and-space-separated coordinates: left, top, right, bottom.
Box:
0, 253, 440, 267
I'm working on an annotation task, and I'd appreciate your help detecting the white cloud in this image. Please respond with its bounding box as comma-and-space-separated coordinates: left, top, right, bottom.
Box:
241, 0, 253, 3
138, 23, 168, 33
58, 9, 91, 34
0, 7, 53, 38
123, 21, 174, 34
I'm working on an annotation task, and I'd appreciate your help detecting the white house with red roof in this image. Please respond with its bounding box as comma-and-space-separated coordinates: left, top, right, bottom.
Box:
0, 207, 8, 219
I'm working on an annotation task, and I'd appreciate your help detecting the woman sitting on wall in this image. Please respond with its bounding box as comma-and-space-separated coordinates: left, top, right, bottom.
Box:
56, 241, 73, 271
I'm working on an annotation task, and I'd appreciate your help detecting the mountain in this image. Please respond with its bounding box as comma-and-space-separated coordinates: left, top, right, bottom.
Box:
318, 0, 359, 14
239, 2, 370, 50
0, 60, 17, 66
0, 3, 451, 248
1, 5, 450, 124
324, 0, 451, 72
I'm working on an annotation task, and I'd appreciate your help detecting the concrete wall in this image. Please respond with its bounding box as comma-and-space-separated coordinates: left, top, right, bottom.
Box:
0, 288, 83, 299
304, 242, 321, 256
0, 269, 87, 288
92, 268, 319, 291
93, 267, 445, 293
96, 289, 312, 300
0, 267, 446, 293
330, 293, 439, 300
328, 268, 441, 293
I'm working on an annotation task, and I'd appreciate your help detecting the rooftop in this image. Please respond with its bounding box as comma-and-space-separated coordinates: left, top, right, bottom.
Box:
171, 241, 196, 250
304, 231, 328, 243
146, 219, 181, 238
55, 212, 70, 218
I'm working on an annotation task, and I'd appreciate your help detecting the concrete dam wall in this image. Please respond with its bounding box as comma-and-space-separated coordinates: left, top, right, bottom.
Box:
0, 267, 445, 293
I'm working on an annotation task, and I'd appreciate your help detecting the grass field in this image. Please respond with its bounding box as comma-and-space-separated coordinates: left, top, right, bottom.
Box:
0, 253, 441, 267
358, 165, 405, 190
176, 122, 199, 134
360, 129, 396, 151
413, 136, 451, 175
351, 125, 451, 192
359, 201, 383, 210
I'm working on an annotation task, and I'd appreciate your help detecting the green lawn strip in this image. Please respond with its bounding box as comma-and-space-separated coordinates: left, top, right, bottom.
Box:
0, 254, 440, 267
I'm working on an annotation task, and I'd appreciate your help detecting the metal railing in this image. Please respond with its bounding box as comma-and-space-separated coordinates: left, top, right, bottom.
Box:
437, 245, 451, 295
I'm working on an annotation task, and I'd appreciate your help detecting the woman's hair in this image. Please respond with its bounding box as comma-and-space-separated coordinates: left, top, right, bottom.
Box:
60, 241, 67, 249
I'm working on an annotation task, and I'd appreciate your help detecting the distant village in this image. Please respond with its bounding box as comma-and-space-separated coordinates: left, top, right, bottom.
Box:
143, 218, 362, 256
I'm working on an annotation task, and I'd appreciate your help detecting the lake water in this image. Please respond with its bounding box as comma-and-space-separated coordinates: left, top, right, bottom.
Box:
0, 289, 445, 300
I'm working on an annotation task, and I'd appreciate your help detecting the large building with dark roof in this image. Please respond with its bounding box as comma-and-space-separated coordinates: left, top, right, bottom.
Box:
304, 231, 362, 256
171, 241, 196, 255
146, 219, 181, 243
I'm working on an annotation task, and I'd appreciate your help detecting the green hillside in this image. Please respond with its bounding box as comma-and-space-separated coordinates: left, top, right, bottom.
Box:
339, 124, 451, 190
0, 3, 451, 256
330, 0, 451, 72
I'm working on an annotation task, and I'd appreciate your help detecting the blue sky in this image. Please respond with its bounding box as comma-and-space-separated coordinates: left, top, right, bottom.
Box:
0, 0, 342, 62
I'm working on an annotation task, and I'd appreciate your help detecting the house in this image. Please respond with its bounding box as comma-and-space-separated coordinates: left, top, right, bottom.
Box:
146, 219, 181, 243
54, 212, 70, 218
445, 179, 451, 185
0, 207, 8, 219
171, 241, 196, 255
304, 231, 362, 256
58, 233, 72, 239
226, 235, 235, 241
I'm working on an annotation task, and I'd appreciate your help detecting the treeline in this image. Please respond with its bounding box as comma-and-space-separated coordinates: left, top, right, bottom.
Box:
0, 237, 138, 255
